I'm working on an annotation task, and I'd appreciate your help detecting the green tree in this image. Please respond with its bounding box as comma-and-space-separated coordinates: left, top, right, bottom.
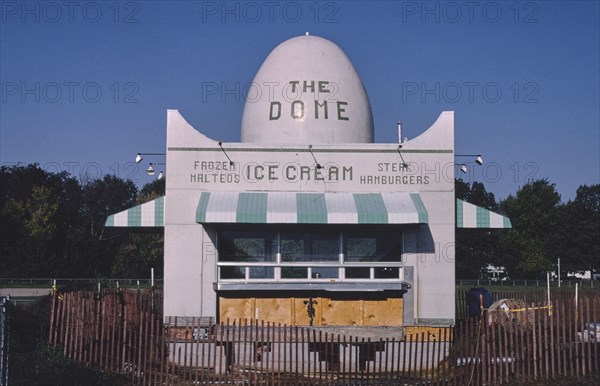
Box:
110, 178, 165, 278
559, 184, 600, 274
81, 175, 137, 238
455, 179, 503, 279
79, 175, 139, 276
0, 164, 85, 277
139, 178, 165, 199
25, 186, 59, 240
0, 164, 143, 278
499, 179, 562, 279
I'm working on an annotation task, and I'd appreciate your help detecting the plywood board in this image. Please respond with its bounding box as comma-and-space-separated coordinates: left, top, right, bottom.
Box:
320, 298, 363, 326
363, 298, 403, 326
219, 295, 405, 327
219, 297, 254, 321
404, 326, 452, 341
254, 297, 293, 324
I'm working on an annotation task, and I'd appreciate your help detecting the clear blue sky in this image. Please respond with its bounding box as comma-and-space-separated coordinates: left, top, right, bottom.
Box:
1, 1, 598, 201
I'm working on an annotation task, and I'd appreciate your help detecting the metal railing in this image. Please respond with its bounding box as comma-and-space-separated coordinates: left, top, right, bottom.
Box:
457, 278, 598, 288
217, 262, 404, 281
2, 277, 597, 290
0, 278, 163, 289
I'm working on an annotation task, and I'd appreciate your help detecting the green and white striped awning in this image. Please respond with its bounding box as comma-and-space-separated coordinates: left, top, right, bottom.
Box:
104, 195, 512, 229
105, 197, 164, 227
196, 192, 428, 224
456, 199, 511, 229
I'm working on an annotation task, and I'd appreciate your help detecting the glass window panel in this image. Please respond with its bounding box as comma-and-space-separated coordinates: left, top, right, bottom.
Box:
374, 267, 400, 279
280, 237, 304, 262
281, 267, 308, 279
344, 231, 402, 262
249, 266, 274, 279
312, 267, 338, 279
345, 267, 370, 279
312, 236, 339, 261
220, 266, 245, 279
346, 237, 377, 261
281, 232, 339, 262
218, 231, 276, 262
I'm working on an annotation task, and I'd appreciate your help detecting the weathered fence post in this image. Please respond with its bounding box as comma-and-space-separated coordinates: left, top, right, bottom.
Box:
0, 295, 11, 386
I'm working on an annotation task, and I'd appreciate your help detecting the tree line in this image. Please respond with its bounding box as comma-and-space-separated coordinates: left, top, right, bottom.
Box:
0, 164, 163, 278
456, 178, 599, 279
1, 163, 598, 279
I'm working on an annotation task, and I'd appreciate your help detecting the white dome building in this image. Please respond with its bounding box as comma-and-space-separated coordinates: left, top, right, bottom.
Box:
106, 35, 512, 355
241, 34, 374, 144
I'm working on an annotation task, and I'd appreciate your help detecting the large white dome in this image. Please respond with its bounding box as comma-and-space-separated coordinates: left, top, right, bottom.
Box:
241, 35, 373, 144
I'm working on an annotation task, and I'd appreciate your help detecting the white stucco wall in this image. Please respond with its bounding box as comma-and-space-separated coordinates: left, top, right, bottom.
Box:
163, 110, 455, 325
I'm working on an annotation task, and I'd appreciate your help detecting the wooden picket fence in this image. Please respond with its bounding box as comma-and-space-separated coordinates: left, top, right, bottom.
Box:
456, 287, 600, 321
49, 289, 600, 385
454, 298, 600, 385
48, 288, 162, 377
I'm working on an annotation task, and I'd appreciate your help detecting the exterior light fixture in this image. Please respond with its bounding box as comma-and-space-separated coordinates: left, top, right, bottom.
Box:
218, 142, 235, 166
137, 152, 166, 178
455, 154, 483, 174
135, 152, 165, 164
308, 145, 323, 169
397, 144, 408, 169
456, 154, 483, 166
147, 162, 165, 177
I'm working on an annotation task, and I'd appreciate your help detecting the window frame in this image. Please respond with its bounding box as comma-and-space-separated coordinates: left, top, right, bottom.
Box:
215, 226, 404, 283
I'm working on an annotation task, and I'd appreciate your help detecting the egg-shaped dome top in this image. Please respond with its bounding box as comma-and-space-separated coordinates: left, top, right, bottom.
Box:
241, 35, 373, 144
